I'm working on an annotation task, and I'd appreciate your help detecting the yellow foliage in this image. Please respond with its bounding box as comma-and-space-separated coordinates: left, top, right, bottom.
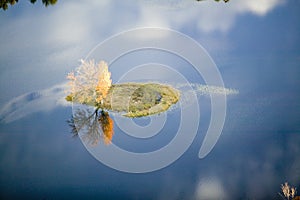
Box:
66, 72, 76, 94
95, 61, 112, 103
66, 59, 112, 105
98, 111, 114, 145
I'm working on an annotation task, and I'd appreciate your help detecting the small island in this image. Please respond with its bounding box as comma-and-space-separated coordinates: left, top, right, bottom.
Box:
66, 82, 180, 117
65, 60, 180, 118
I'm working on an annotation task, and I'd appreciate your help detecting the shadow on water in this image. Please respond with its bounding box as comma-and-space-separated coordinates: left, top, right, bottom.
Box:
67, 109, 114, 145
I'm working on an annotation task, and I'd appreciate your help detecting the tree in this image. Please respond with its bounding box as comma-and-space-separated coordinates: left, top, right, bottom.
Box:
95, 61, 112, 104
0, 0, 57, 10
66, 60, 112, 105
0, 0, 17, 10
30, 0, 57, 7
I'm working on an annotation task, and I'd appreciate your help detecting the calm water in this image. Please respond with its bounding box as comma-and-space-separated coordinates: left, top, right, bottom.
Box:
1, 1, 300, 199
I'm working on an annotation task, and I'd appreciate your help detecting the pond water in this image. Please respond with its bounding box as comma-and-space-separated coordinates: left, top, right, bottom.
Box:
0, 1, 300, 199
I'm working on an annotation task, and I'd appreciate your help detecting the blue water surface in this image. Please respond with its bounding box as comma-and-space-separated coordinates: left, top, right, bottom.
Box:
0, 1, 300, 199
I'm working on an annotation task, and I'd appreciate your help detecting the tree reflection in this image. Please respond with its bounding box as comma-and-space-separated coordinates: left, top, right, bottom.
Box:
1, 0, 57, 10
98, 110, 114, 145
68, 109, 114, 146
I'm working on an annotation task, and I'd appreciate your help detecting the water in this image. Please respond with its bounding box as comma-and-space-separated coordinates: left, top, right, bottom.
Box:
0, 1, 300, 199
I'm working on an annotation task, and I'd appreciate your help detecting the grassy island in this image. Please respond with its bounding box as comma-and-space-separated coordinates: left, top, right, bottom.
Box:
66, 82, 180, 118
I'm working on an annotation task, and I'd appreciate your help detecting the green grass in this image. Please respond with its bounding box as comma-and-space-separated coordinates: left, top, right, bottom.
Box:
66, 82, 180, 117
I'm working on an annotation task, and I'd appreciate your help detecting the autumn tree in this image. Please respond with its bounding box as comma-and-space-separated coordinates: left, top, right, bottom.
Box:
95, 61, 112, 104
66, 59, 112, 105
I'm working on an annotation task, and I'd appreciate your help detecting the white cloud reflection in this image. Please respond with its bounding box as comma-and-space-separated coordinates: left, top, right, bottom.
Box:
0, 0, 286, 102
0, 83, 70, 123
137, 0, 286, 32
0, 0, 287, 60
195, 177, 227, 200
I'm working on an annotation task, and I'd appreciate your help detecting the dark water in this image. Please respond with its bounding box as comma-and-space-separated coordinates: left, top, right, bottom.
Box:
1, 1, 300, 199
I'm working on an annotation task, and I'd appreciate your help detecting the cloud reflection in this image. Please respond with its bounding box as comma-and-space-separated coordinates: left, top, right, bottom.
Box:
0, 83, 69, 123
138, 0, 286, 32
0, 0, 285, 108
195, 177, 227, 199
